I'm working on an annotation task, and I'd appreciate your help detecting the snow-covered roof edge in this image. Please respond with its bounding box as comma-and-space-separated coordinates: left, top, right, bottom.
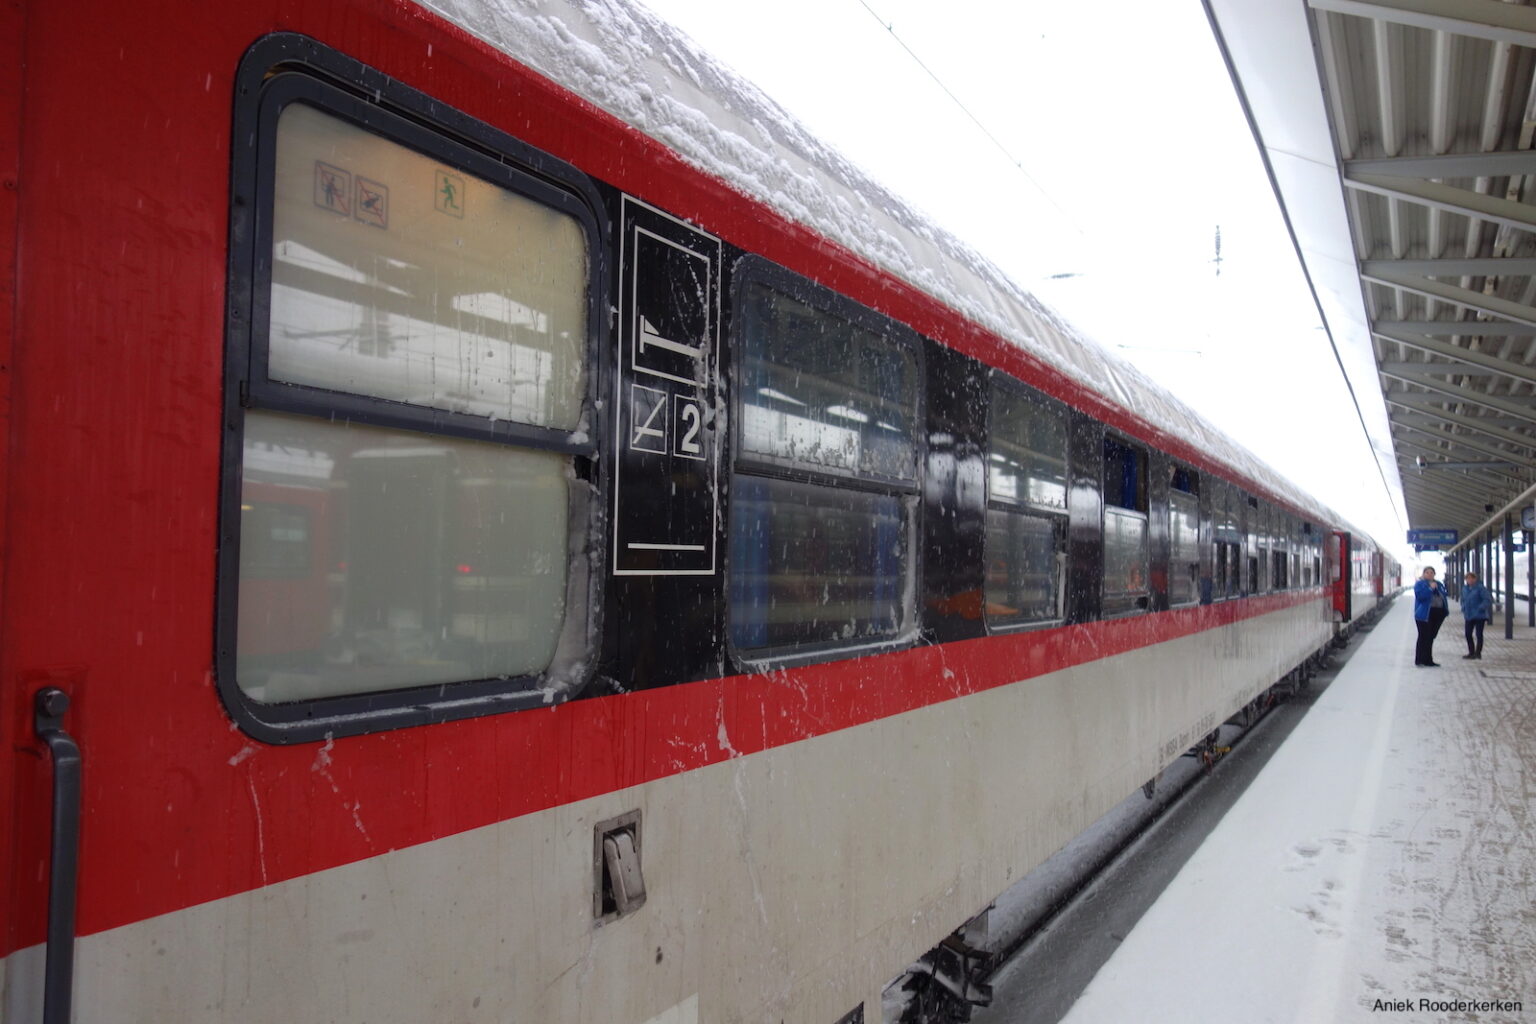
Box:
413, 0, 1366, 536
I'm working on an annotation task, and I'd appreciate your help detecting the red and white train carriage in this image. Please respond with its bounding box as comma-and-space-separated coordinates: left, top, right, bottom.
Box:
0, 2, 1397, 1022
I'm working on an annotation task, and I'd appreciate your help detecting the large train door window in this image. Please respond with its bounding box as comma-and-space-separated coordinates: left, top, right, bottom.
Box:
1102, 435, 1149, 615
1272, 514, 1290, 589
727, 257, 920, 663
1167, 464, 1200, 607
984, 377, 1068, 628
1213, 478, 1241, 600
221, 39, 605, 741
1245, 495, 1262, 594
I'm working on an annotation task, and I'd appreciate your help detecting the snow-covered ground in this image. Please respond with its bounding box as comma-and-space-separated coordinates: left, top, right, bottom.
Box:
1059, 598, 1535, 1023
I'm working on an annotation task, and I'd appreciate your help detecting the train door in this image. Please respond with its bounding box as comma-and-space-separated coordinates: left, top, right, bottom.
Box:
1331, 530, 1353, 622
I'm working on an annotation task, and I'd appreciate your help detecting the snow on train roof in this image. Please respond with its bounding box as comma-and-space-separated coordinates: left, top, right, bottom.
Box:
415, 0, 1359, 533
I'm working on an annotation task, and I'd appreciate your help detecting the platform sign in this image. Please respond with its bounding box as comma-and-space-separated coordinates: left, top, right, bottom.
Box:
1407, 528, 1458, 548
612, 197, 720, 576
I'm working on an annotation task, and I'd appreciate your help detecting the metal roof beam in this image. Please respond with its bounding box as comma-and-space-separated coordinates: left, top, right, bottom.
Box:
1394, 437, 1529, 484
1361, 257, 1536, 277
1346, 175, 1536, 236
1400, 478, 1492, 512
1443, 481, 1536, 554
1393, 411, 1536, 457
1399, 486, 1497, 529
1379, 367, 1536, 423
1379, 361, 1509, 377
1393, 419, 1536, 466
1346, 151, 1536, 179
1386, 391, 1536, 450
1399, 473, 1508, 517
1360, 268, 1536, 329
1375, 331, 1536, 385
1376, 320, 1536, 337
1308, 0, 1536, 49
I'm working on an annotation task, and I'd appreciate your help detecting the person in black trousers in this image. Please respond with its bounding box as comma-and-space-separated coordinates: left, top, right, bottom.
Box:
1412, 566, 1449, 667
1459, 571, 1492, 660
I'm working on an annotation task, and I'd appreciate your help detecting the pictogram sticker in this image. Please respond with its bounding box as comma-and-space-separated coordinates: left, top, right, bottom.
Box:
435, 169, 465, 218
314, 161, 351, 216
354, 176, 388, 228
631, 229, 710, 386
630, 384, 669, 454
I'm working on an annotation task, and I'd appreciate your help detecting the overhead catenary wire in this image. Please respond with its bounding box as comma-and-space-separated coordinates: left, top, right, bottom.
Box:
854, 0, 1082, 236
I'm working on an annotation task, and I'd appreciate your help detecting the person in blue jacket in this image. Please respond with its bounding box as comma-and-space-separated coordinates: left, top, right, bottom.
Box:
1460, 571, 1492, 660
1412, 566, 1449, 667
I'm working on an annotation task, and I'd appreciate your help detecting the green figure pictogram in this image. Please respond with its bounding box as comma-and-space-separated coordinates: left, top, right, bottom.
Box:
435, 169, 465, 218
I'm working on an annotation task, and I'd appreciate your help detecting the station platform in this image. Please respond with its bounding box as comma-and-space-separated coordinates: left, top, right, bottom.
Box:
1058, 597, 1536, 1023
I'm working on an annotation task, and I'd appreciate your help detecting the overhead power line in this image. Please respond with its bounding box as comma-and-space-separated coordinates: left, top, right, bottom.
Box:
854, 0, 1080, 235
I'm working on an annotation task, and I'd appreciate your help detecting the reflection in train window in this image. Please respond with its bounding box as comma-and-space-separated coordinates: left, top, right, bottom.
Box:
1246, 497, 1263, 593
985, 380, 1067, 627
1168, 465, 1200, 607
729, 274, 918, 659
1102, 436, 1149, 615
236, 412, 571, 703
240, 501, 313, 578
729, 477, 907, 650
1104, 508, 1150, 615
737, 284, 917, 482
989, 386, 1067, 509
1213, 479, 1242, 599
268, 104, 587, 430
985, 510, 1065, 625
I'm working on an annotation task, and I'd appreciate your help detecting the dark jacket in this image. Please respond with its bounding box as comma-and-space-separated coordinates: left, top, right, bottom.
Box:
1460, 582, 1491, 622
1413, 578, 1448, 622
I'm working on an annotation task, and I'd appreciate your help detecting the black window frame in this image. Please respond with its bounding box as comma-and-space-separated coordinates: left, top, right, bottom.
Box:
218, 35, 609, 744
1167, 462, 1201, 608
983, 373, 1070, 632
1212, 476, 1242, 601
725, 255, 924, 669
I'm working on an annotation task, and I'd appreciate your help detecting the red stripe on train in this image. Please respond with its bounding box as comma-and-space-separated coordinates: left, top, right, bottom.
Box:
60, 591, 1324, 950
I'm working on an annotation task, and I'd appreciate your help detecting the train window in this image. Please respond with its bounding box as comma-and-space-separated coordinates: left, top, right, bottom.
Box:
239, 501, 313, 578
266, 104, 587, 430
985, 380, 1068, 627
236, 412, 571, 703
729, 477, 908, 649
1272, 549, 1289, 589
223, 50, 605, 741
1168, 465, 1200, 607
1213, 479, 1241, 599
738, 284, 917, 482
989, 386, 1068, 509
1216, 540, 1240, 598
729, 268, 919, 661
1102, 436, 1148, 512
1245, 497, 1261, 594
1102, 436, 1148, 615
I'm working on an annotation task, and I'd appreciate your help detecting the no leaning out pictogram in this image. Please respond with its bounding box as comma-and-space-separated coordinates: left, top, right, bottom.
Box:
311, 160, 391, 228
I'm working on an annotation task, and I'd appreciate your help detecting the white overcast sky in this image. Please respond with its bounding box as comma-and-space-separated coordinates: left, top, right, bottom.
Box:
638, 0, 1409, 553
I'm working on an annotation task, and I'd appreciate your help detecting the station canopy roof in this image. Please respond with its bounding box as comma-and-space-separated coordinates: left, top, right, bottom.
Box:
1206, 0, 1536, 554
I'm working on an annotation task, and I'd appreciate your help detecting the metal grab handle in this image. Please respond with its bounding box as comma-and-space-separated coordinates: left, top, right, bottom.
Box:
34, 688, 81, 1024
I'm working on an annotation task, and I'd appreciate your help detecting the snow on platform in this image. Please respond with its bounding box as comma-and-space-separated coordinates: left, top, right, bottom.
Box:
1060, 597, 1536, 1023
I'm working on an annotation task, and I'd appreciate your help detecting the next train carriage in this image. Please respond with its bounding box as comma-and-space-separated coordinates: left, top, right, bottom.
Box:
0, 1, 1398, 1022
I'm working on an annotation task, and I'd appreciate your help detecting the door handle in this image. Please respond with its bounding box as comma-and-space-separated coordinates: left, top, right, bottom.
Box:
33, 688, 81, 1024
